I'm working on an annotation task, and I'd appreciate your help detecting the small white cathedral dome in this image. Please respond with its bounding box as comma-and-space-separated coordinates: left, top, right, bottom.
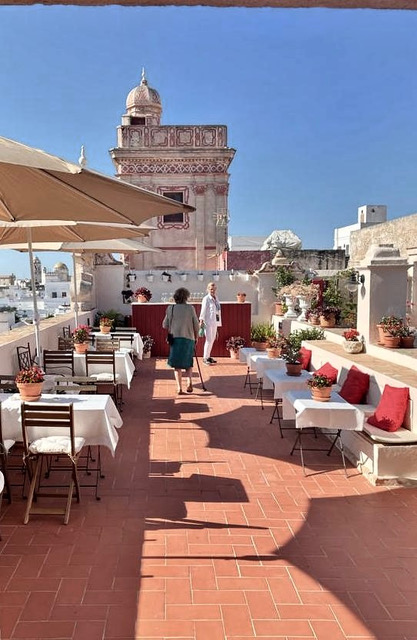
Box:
53, 262, 68, 272
126, 69, 162, 118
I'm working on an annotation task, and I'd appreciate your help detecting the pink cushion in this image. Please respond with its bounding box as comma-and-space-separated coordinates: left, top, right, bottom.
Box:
315, 362, 338, 384
300, 347, 312, 370
339, 366, 370, 404
367, 385, 409, 432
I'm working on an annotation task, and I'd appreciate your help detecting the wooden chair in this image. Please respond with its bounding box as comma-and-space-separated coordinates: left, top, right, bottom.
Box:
0, 471, 4, 539
95, 338, 120, 352
17, 343, 36, 370
62, 325, 71, 338
58, 336, 74, 351
0, 375, 18, 394
85, 351, 122, 409
43, 350, 75, 377
21, 402, 83, 525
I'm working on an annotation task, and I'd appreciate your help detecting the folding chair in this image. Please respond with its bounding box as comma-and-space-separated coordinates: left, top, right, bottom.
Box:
58, 336, 74, 351
43, 350, 75, 377
0, 471, 4, 540
85, 351, 122, 410
17, 343, 36, 370
21, 402, 83, 525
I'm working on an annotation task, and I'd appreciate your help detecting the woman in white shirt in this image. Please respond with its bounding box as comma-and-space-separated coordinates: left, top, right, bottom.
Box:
199, 282, 221, 365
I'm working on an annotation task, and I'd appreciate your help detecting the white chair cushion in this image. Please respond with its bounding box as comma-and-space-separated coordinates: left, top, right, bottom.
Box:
0, 471, 4, 494
29, 436, 85, 455
363, 423, 417, 444
90, 373, 120, 382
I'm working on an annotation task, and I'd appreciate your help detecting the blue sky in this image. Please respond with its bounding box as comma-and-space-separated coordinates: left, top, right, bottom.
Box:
1, 5, 417, 277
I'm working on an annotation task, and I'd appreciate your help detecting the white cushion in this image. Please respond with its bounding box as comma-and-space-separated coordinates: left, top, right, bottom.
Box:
0, 471, 4, 494
363, 423, 417, 444
29, 436, 85, 455
90, 373, 120, 382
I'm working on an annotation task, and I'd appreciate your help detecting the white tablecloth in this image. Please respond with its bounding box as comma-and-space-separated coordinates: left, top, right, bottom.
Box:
73, 352, 135, 388
285, 390, 365, 431
91, 332, 143, 358
239, 347, 257, 363
249, 353, 286, 389
0, 393, 123, 455
264, 370, 311, 419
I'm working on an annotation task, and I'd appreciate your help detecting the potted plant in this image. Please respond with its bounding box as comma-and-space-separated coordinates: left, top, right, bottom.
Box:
197, 272, 204, 282
146, 271, 154, 283
99, 316, 114, 334
236, 292, 246, 303
307, 373, 333, 402
265, 335, 285, 359
135, 287, 152, 303
319, 305, 340, 328
281, 340, 302, 376
272, 266, 296, 315
342, 329, 363, 354
212, 272, 220, 282
15, 365, 45, 401
250, 323, 276, 351
72, 324, 91, 353
229, 269, 236, 281
400, 325, 415, 349
142, 335, 154, 359
225, 336, 246, 359
178, 272, 188, 281
379, 315, 403, 348
161, 271, 172, 283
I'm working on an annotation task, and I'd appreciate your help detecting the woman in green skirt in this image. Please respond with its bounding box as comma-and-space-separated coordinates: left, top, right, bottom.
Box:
162, 288, 200, 394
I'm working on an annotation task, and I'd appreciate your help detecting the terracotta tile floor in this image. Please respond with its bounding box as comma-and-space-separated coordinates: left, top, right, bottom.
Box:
1, 357, 417, 639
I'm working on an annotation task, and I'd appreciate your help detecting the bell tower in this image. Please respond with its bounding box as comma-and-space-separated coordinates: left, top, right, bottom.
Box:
110, 69, 235, 270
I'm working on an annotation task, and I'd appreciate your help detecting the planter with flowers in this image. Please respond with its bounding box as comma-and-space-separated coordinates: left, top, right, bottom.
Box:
266, 335, 285, 359
135, 287, 152, 304
99, 316, 114, 334
342, 329, 363, 354
236, 292, 246, 303
161, 271, 172, 283
307, 373, 333, 402
225, 336, 246, 359
15, 366, 45, 402
400, 325, 415, 348
319, 305, 339, 328
142, 335, 154, 359
305, 308, 320, 325
72, 325, 91, 353
377, 315, 403, 348
281, 338, 302, 376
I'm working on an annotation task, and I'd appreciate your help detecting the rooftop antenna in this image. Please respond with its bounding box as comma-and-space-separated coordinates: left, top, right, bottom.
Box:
141, 67, 147, 85
78, 145, 87, 169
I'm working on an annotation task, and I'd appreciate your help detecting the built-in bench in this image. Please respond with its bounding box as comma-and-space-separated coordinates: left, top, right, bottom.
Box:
304, 339, 417, 485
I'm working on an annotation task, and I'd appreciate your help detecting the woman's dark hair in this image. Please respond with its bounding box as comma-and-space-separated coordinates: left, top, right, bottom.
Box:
173, 288, 190, 304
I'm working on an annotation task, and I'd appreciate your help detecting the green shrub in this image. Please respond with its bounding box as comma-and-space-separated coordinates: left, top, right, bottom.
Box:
250, 322, 276, 342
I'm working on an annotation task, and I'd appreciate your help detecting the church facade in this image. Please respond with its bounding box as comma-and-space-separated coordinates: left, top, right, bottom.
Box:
110, 70, 235, 271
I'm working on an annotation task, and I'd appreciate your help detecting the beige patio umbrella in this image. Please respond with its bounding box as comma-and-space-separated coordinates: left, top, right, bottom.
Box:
3, 236, 163, 325
0, 135, 194, 225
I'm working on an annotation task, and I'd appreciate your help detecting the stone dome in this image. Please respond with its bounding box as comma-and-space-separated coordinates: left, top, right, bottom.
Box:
126, 68, 162, 121
53, 262, 69, 271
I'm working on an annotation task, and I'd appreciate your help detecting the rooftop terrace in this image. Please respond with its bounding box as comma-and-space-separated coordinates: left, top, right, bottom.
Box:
1, 355, 417, 639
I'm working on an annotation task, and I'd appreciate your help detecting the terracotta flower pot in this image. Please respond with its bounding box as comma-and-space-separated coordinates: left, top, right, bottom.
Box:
320, 314, 336, 328
74, 342, 89, 354
274, 302, 284, 316
342, 340, 363, 354
383, 335, 401, 349
251, 341, 268, 351
401, 336, 415, 348
311, 387, 332, 402
285, 363, 302, 377
229, 348, 239, 359
309, 316, 320, 326
17, 382, 43, 402
376, 324, 388, 345
100, 325, 111, 334
266, 348, 280, 359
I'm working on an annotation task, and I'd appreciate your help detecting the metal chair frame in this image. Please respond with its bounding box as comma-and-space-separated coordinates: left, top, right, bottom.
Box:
84, 351, 122, 410
17, 343, 36, 370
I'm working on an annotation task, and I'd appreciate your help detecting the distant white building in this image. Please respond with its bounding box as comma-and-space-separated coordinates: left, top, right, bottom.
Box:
334, 205, 387, 256
228, 236, 267, 251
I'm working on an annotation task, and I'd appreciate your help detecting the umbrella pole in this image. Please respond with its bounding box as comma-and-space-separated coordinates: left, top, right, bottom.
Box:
72, 252, 80, 326
27, 228, 41, 364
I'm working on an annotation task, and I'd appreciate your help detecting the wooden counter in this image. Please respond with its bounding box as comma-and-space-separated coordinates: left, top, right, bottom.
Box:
131, 301, 251, 357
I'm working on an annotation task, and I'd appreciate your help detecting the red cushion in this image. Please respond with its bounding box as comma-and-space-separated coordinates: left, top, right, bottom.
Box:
339, 366, 370, 404
315, 362, 338, 384
367, 385, 409, 432
300, 347, 312, 370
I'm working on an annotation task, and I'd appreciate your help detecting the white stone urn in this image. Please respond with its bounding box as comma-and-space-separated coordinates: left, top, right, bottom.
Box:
284, 295, 298, 319
297, 296, 309, 322
342, 340, 363, 354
